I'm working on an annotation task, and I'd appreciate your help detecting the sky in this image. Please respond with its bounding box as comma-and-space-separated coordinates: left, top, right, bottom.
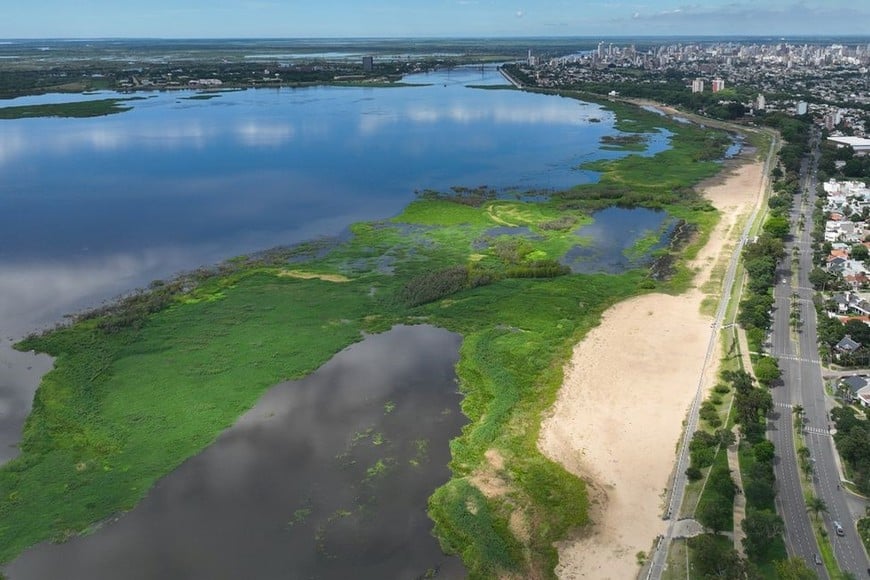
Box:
4, 0, 870, 39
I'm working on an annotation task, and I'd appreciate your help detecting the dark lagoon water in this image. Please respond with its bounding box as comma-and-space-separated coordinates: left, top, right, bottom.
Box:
7, 325, 466, 580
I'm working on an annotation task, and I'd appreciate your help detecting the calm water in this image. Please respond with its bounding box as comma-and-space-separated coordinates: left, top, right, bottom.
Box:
562, 207, 676, 273
7, 325, 466, 580
1, 65, 670, 578
0, 65, 665, 463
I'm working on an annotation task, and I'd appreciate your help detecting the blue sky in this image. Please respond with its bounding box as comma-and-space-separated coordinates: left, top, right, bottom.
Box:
4, 1, 870, 38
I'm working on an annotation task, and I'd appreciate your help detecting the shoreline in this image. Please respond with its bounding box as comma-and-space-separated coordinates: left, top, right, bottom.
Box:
538, 152, 765, 579
0, 87, 740, 575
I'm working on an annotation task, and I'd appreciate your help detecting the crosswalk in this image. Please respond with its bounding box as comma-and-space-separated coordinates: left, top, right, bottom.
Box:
773, 404, 831, 434
803, 426, 831, 436
769, 354, 821, 364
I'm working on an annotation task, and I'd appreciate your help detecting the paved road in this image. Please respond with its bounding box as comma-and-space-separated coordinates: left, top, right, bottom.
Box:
647, 129, 775, 579
769, 129, 869, 577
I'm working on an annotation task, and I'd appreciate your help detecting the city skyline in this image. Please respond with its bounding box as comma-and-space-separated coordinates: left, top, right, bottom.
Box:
4, 1, 870, 40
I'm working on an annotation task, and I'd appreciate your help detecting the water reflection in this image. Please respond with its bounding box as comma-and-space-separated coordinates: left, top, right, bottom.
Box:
235, 121, 296, 147
562, 207, 675, 274
7, 325, 466, 580
0, 65, 670, 466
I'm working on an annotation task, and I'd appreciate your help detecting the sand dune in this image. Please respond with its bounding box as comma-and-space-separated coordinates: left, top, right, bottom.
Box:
538, 157, 764, 579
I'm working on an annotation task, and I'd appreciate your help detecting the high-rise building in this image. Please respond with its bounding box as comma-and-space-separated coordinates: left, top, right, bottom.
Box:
691, 78, 705, 93
711, 78, 725, 92
797, 101, 808, 115
362, 56, 374, 73
756, 94, 766, 111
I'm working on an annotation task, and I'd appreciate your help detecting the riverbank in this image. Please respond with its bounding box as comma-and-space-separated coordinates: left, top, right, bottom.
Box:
1, 97, 734, 578
538, 155, 764, 578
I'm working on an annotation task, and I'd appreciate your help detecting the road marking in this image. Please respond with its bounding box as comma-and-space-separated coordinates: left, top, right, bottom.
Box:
770, 354, 820, 364
803, 427, 831, 436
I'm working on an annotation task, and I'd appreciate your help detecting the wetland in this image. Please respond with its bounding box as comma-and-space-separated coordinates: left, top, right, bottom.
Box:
1, 64, 735, 578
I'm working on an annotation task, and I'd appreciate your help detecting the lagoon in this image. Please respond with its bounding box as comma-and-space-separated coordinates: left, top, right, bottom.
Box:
0, 65, 664, 463
0, 65, 677, 577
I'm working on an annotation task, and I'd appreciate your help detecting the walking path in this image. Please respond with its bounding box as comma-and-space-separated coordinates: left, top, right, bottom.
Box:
727, 435, 747, 556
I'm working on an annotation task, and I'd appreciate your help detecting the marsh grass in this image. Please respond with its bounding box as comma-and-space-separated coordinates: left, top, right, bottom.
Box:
4, 96, 737, 577
0, 98, 139, 119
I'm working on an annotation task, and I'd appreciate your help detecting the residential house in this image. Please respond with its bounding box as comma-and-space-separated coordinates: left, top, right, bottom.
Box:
835, 334, 863, 355
839, 375, 870, 406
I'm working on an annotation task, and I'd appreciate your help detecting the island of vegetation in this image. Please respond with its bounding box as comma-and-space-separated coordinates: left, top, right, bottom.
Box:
1, 97, 743, 578
0, 97, 142, 120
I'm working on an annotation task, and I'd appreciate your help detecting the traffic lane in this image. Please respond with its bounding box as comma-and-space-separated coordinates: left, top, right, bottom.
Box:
771, 364, 825, 572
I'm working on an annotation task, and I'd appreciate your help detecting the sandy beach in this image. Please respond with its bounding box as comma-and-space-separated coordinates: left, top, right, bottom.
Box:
537, 154, 765, 579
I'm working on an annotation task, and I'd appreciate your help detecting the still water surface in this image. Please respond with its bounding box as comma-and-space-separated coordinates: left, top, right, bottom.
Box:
7, 325, 466, 579
0, 65, 660, 462
1, 66, 670, 577
562, 207, 675, 274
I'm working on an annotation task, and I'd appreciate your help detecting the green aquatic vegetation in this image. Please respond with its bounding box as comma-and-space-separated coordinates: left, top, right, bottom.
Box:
623, 228, 666, 262
364, 458, 396, 481
0, 98, 141, 119
288, 506, 312, 528
409, 439, 430, 467
1, 95, 737, 577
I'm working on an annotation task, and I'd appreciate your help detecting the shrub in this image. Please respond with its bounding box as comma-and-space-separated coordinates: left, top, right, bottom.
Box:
538, 216, 577, 231
400, 266, 470, 306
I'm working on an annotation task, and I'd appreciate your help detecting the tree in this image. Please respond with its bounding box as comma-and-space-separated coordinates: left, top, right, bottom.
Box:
771, 166, 783, 181
736, 388, 773, 426
851, 244, 869, 262
774, 557, 817, 579
753, 440, 776, 464
808, 267, 830, 290
723, 370, 756, 395
689, 534, 756, 579
792, 405, 805, 429
763, 215, 791, 239
754, 357, 782, 387
742, 509, 784, 560
717, 428, 737, 448
844, 319, 870, 345
806, 496, 827, 521
745, 478, 776, 510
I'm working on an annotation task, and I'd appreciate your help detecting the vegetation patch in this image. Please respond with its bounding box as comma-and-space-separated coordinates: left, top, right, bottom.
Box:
2, 96, 734, 576
0, 97, 140, 119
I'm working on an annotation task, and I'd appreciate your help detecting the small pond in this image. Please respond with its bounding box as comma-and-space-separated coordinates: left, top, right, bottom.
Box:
561, 207, 676, 274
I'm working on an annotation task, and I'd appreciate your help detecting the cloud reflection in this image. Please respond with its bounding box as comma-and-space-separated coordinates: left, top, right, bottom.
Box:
0, 120, 232, 168
235, 121, 295, 146
359, 100, 611, 135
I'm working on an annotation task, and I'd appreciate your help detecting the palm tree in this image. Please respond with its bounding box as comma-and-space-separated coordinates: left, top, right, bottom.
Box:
793, 405, 805, 427
806, 496, 828, 522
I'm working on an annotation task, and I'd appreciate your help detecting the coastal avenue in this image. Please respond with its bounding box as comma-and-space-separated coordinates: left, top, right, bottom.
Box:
768, 129, 869, 576
647, 130, 776, 579
767, 134, 827, 574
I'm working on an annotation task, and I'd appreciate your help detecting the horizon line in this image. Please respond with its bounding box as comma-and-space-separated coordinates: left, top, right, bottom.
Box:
3, 34, 870, 42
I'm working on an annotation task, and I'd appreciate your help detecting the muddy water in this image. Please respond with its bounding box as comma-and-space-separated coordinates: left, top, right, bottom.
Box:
7, 325, 466, 579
